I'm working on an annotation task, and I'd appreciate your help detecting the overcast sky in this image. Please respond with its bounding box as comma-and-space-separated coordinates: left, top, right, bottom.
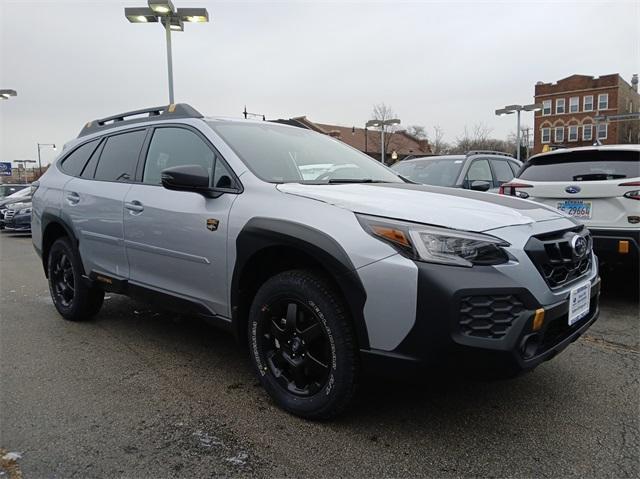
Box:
1, 0, 638, 165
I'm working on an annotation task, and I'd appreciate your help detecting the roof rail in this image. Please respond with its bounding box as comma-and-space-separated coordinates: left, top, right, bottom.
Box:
466, 150, 514, 158
77, 103, 203, 138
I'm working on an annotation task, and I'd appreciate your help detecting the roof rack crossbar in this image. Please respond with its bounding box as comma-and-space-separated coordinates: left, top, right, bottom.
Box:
466, 150, 514, 158
78, 103, 203, 138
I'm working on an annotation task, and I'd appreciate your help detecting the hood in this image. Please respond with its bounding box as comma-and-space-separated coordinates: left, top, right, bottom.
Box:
277, 183, 566, 232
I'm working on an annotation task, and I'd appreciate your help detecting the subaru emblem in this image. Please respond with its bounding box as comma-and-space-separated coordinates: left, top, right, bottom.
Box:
565, 185, 581, 194
571, 235, 588, 258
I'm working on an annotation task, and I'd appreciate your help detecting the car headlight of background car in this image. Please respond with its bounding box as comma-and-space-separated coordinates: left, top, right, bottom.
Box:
18, 207, 32, 215
357, 214, 510, 267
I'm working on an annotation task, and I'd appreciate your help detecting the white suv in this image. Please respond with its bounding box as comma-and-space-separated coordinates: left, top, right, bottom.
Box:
501, 145, 640, 267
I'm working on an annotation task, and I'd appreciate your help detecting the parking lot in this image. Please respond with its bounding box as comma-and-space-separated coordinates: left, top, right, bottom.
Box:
1, 232, 638, 478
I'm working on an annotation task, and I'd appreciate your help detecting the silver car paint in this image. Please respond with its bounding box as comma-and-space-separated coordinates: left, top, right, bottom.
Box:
276, 183, 564, 231
123, 183, 239, 317
33, 117, 597, 354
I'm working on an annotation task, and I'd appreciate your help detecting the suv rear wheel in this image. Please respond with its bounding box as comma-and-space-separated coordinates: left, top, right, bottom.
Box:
47, 237, 104, 321
248, 270, 358, 419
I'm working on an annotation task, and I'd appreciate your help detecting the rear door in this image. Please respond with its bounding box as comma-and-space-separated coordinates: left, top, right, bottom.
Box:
123, 125, 240, 317
489, 158, 517, 192
63, 129, 147, 278
516, 149, 640, 229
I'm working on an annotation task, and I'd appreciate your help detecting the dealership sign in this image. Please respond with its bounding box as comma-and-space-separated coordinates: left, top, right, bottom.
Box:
0, 162, 11, 176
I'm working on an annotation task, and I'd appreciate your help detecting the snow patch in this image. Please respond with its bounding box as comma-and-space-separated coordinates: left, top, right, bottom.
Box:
1, 452, 21, 461
226, 452, 249, 466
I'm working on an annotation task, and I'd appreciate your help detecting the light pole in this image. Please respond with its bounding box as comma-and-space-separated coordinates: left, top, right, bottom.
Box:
366, 118, 401, 165
0, 89, 17, 101
125, 1, 210, 104
495, 103, 541, 161
37, 143, 57, 175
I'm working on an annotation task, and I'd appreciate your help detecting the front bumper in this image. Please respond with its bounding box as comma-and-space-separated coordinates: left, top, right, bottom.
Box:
2, 212, 32, 231
361, 261, 600, 376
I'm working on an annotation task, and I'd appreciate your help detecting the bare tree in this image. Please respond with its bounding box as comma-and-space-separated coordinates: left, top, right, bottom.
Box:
428, 125, 449, 155
451, 122, 512, 154
370, 103, 402, 161
405, 125, 428, 140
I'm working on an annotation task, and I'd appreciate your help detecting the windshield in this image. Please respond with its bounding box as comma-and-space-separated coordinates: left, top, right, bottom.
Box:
208, 122, 402, 184
0, 184, 28, 198
520, 150, 640, 181
391, 158, 464, 187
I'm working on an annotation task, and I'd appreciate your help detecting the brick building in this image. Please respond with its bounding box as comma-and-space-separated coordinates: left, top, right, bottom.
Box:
533, 73, 639, 154
273, 116, 431, 163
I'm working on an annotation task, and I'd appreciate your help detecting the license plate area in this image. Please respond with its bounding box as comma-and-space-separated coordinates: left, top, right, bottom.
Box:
557, 200, 592, 220
568, 281, 591, 326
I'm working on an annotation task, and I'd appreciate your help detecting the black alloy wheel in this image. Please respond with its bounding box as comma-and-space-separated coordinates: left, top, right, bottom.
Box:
257, 298, 331, 396
51, 251, 75, 308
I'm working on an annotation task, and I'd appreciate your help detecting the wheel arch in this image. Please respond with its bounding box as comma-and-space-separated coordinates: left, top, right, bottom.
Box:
231, 218, 369, 350
41, 213, 80, 277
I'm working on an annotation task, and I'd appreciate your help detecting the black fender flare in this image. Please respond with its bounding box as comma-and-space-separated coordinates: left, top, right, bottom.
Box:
40, 211, 80, 274
231, 217, 369, 349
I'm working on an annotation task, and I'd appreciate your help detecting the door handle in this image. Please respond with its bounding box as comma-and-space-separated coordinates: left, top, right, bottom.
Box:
124, 200, 144, 214
65, 192, 80, 205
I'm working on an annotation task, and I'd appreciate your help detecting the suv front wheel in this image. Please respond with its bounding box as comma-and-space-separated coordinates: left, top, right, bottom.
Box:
248, 270, 358, 419
47, 237, 104, 321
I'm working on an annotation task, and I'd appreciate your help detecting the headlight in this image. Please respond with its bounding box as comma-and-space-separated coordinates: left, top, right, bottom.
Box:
18, 207, 32, 215
357, 214, 510, 267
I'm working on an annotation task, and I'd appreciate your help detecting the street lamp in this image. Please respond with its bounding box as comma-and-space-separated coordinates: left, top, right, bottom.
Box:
125, 1, 210, 104
366, 118, 401, 165
0, 89, 17, 100
495, 103, 541, 161
37, 143, 57, 175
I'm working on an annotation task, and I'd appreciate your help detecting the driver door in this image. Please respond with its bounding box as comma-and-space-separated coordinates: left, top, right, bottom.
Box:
123, 125, 239, 317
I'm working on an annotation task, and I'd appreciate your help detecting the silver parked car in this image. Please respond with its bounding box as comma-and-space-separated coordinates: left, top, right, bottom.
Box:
32, 104, 600, 419
391, 152, 522, 193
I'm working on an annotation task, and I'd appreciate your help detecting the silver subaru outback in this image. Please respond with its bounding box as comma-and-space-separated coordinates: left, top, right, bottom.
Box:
32, 104, 600, 419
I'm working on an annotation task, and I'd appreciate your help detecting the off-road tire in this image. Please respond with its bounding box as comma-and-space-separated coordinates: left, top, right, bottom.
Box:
47, 237, 104, 321
248, 269, 358, 420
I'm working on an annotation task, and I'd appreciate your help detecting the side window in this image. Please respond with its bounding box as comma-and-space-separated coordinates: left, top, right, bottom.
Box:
465, 159, 492, 187
80, 141, 103, 179
490, 159, 515, 186
94, 130, 146, 182
508, 161, 521, 176
60, 140, 99, 177
213, 160, 235, 189
143, 127, 215, 185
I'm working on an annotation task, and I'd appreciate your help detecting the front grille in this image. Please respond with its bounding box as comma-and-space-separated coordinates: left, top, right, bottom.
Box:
459, 294, 525, 339
4, 210, 15, 221
525, 226, 592, 289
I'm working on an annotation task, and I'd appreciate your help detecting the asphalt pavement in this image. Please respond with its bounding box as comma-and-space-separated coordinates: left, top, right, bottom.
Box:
1, 232, 638, 478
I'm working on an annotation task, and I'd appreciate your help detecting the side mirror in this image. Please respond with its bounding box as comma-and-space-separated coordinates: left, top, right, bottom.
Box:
161, 164, 240, 198
469, 180, 491, 192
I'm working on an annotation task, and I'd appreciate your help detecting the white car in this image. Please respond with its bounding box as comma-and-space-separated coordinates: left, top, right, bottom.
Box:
501, 145, 640, 267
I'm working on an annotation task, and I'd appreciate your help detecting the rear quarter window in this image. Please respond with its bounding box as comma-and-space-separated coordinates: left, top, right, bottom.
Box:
520, 150, 640, 181
59, 140, 100, 177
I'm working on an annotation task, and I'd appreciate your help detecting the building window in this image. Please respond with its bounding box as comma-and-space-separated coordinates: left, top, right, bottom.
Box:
583, 95, 594, 111
542, 100, 552, 116
555, 126, 564, 143
556, 98, 566, 114
541, 127, 551, 143
569, 97, 579, 113
582, 124, 593, 141
568, 125, 579, 142
597, 123, 608, 140
598, 93, 609, 110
